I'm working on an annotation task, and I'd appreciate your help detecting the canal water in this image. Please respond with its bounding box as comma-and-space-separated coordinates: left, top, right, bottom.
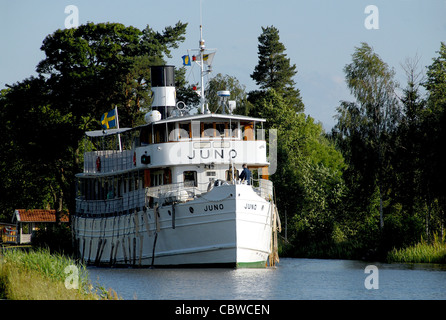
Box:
87, 258, 446, 300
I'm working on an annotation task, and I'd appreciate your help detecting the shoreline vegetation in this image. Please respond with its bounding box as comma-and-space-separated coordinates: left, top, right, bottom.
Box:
0, 247, 120, 300
386, 235, 446, 264
280, 233, 446, 264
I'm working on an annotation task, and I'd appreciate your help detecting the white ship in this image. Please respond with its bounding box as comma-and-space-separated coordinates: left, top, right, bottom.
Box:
72, 28, 280, 268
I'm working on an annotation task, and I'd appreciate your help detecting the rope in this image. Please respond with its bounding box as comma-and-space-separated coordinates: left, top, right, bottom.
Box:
151, 203, 160, 268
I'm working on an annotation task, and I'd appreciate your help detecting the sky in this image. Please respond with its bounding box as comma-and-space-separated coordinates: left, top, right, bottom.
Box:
1, 0, 445, 130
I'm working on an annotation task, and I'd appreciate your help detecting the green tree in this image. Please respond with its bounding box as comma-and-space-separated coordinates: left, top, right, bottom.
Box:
421, 42, 446, 238
0, 77, 71, 220
250, 26, 304, 112
393, 56, 426, 216
381, 56, 427, 249
333, 42, 400, 230
204, 73, 251, 114
37, 22, 187, 127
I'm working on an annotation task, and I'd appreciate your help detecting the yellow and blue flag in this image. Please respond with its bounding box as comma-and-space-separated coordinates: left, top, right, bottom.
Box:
182, 55, 191, 66
101, 109, 117, 129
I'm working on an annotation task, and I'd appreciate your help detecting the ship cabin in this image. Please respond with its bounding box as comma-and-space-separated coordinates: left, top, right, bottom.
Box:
75, 113, 270, 217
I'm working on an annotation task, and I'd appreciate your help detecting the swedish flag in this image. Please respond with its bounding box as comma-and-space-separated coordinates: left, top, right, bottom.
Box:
101, 109, 117, 129
182, 55, 191, 66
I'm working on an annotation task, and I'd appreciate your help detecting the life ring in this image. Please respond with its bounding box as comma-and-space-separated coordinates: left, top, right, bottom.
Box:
96, 156, 101, 172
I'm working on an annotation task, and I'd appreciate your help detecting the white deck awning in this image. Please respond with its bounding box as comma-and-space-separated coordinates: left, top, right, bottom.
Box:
85, 128, 132, 137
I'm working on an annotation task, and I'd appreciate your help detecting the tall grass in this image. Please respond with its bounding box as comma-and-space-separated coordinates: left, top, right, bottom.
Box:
0, 248, 120, 300
2, 248, 88, 285
387, 234, 446, 264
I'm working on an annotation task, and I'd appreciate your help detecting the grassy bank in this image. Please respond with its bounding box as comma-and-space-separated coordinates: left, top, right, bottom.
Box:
387, 235, 446, 264
0, 248, 119, 300
280, 233, 446, 263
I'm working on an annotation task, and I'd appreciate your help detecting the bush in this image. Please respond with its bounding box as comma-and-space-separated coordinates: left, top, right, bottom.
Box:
31, 224, 73, 255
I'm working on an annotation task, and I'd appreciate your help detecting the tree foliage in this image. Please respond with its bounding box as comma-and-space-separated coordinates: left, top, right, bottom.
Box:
334, 43, 401, 230
250, 26, 304, 113
205, 73, 251, 114
36, 21, 187, 127
332, 42, 446, 258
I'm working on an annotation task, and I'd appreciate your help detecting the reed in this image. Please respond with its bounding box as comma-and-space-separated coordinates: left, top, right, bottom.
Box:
2, 248, 88, 284
387, 234, 446, 264
0, 248, 120, 300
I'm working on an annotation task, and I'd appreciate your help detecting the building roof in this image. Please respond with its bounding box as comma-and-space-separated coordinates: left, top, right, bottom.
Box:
14, 209, 69, 223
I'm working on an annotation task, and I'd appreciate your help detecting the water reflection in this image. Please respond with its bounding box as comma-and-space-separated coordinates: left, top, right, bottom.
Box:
87, 258, 446, 300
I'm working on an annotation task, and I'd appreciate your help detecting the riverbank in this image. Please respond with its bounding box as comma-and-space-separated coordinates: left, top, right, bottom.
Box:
387, 236, 446, 264
280, 235, 446, 264
0, 248, 120, 300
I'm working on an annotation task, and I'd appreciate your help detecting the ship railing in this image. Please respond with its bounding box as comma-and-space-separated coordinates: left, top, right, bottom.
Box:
75, 179, 273, 216
146, 181, 200, 205
200, 178, 274, 201
83, 150, 134, 174
76, 188, 146, 216
253, 179, 274, 201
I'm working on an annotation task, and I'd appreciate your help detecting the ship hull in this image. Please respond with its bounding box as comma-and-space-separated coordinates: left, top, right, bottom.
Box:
73, 184, 273, 268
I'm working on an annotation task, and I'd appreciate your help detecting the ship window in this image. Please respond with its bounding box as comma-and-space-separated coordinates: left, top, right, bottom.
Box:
256, 128, 265, 140
140, 126, 151, 145
192, 121, 200, 138
167, 123, 176, 141
179, 123, 190, 139
85, 179, 93, 200
116, 176, 123, 197
150, 170, 164, 187
168, 123, 190, 141
104, 178, 113, 199
202, 122, 215, 137
96, 178, 102, 200
183, 171, 197, 187
215, 123, 225, 137
76, 179, 85, 199
127, 174, 133, 192
154, 123, 166, 143
230, 122, 240, 139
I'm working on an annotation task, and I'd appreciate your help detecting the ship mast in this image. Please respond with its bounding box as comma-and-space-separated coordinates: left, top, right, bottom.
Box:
184, 1, 215, 113
199, 24, 207, 114
193, 0, 215, 114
